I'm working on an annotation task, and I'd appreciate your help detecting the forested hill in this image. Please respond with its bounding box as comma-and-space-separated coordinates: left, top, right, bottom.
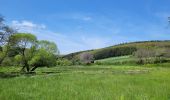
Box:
64, 40, 170, 60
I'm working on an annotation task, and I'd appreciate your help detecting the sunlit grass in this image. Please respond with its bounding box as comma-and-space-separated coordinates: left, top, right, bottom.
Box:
0, 65, 170, 100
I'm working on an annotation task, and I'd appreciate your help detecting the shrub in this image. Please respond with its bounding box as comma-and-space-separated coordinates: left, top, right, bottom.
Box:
1, 57, 15, 66
56, 58, 72, 66
29, 49, 56, 69
71, 56, 81, 65
79, 52, 94, 65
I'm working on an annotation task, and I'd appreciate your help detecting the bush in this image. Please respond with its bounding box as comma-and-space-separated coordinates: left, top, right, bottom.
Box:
1, 57, 15, 66
29, 49, 56, 67
71, 56, 81, 65
56, 58, 72, 66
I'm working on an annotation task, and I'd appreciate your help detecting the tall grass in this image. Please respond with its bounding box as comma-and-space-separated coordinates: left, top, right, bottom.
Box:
0, 65, 170, 100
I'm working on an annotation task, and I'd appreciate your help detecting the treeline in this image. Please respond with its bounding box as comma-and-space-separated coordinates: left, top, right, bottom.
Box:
64, 46, 135, 60
63, 46, 137, 65
64, 46, 137, 60
64, 40, 170, 61
134, 48, 170, 64
92, 46, 137, 60
113, 40, 170, 47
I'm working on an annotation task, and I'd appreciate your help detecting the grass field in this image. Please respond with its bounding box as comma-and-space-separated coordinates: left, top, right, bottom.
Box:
95, 56, 137, 65
0, 64, 170, 100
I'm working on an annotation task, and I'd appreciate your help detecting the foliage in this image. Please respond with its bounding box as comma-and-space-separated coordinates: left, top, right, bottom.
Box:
0, 16, 16, 64
10, 33, 37, 72
14, 55, 22, 66
71, 56, 81, 65
37, 40, 59, 54
0, 32, 60, 71
29, 49, 56, 68
7, 47, 20, 57
79, 52, 94, 65
56, 58, 72, 66
1, 57, 15, 66
92, 46, 137, 60
28, 40, 59, 71
134, 48, 169, 64
10, 33, 37, 48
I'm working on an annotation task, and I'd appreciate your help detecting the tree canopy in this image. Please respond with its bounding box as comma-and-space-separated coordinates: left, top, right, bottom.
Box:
37, 40, 59, 54
10, 33, 37, 49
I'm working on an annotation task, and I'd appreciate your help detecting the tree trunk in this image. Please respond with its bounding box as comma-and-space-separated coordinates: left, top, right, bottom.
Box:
31, 66, 38, 72
25, 64, 29, 72
22, 48, 29, 72
20, 66, 26, 72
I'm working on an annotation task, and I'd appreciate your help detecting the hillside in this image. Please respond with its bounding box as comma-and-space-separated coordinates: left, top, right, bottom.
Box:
64, 40, 170, 60
95, 55, 137, 65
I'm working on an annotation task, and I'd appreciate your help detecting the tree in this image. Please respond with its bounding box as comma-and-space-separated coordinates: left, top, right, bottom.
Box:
133, 48, 170, 64
29, 40, 59, 71
134, 48, 156, 64
0, 16, 16, 64
80, 52, 94, 65
10, 33, 37, 72
29, 49, 56, 71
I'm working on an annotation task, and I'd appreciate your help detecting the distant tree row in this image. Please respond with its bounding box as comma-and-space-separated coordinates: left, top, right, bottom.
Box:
93, 46, 137, 60
134, 48, 170, 64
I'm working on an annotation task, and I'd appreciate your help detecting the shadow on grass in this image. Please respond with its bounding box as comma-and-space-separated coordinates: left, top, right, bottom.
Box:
41, 71, 61, 74
0, 71, 62, 79
0, 72, 20, 78
0, 72, 38, 79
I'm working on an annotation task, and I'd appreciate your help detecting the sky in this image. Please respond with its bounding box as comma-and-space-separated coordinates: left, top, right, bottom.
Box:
0, 0, 170, 54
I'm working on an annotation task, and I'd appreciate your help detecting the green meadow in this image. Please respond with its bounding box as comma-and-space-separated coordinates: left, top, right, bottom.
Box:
1, 64, 170, 100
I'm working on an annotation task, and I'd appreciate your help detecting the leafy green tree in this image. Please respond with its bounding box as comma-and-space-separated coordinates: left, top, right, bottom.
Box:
29, 40, 59, 71
10, 33, 37, 72
29, 49, 56, 71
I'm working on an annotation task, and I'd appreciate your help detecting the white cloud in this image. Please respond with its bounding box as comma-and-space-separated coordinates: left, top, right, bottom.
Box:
11, 20, 46, 32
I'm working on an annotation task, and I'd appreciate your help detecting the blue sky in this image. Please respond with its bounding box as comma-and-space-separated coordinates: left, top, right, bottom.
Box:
0, 0, 170, 54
